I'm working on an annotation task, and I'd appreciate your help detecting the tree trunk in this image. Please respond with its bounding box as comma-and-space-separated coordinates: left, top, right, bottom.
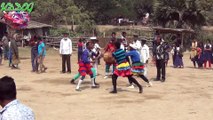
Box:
71, 15, 74, 32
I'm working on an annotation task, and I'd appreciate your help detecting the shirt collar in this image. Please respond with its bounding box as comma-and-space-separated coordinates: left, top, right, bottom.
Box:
63, 37, 70, 40
0, 99, 19, 114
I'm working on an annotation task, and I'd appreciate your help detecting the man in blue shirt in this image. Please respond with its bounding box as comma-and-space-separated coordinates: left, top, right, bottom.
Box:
126, 44, 152, 87
38, 37, 47, 73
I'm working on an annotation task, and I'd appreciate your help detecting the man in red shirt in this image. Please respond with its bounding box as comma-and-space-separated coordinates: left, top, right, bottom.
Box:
103, 32, 116, 79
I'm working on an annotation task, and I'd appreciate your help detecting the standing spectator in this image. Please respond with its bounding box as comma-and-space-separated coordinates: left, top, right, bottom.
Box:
132, 34, 142, 53
171, 43, 177, 66
121, 32, 128, 51
77, 38, 84, 62
95, 40, 102, 65
203, 40, 212, 69
92, 45, 101, 76
10, 34, 20, 69
190, 39, 198, 68
174, 45, 184, 68
29, 36, 39, 72
165, 49, 170, 67
8, 38, 12, 67
0, 44, 3, 65
163, 42, 170, 67
91, 38, 101, 75
176, 34, 182, 47
211, 42, 213, 64
0, 76, 35, 120
38, 37, 47, 73
153, 36, 167, 82
59, 33, 72, 73
2, 32, 9, 60
140, 39, 150, 76
197, 42, 204, 68
152, 31, 160, 63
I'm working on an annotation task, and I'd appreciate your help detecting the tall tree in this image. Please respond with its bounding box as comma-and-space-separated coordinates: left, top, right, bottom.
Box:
154, 0, 206, 29
30, 0, 91, 26
74, 0, 118, 24
134, 0, 154, 20
196, 0, 213, 25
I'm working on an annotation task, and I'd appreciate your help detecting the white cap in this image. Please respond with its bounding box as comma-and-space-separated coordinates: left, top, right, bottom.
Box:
129, 43, 137, 49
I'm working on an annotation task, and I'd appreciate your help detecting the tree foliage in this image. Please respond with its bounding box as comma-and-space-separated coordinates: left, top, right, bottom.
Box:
153, 0, 209, 29
30, 0, 88, 25
134, 0, 154, 19
1, 0, 212, 28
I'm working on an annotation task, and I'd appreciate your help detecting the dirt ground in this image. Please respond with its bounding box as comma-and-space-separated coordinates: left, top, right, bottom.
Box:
0, 47, 213, 120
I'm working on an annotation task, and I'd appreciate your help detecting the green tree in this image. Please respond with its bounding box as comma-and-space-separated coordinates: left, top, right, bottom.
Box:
134, 0, 154, 20
74, 0, 118, 24
29, 0, 95, 34
154, 0, 206, 29
31, 0, 63, 25
196, 0, 213, 25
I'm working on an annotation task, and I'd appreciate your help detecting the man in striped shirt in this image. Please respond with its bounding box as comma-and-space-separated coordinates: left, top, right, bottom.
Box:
110, 41, 142, 94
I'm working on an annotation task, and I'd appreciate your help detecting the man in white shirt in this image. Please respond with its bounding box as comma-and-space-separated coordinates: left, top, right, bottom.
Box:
91, 38, 102, 75
0, 76, 35, 120
59, 33, 72, 73
132, 34, 142, 53
121, 32, 128, 51
141, 39, 150, 76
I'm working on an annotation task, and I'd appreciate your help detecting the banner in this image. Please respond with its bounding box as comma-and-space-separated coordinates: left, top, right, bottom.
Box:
0, 2, 34, 29
0, 2, 34, 13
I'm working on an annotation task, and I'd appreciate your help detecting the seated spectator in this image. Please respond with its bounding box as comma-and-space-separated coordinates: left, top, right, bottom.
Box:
0, 76, 35, 120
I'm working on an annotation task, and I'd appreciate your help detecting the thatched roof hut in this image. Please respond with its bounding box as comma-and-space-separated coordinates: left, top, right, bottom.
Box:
0, 20, 52, 39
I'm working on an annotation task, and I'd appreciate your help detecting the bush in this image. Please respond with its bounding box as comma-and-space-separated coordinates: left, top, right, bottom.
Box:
49, 28, 78, 37
197, 32, 213, 43
75, 20, 97, 35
